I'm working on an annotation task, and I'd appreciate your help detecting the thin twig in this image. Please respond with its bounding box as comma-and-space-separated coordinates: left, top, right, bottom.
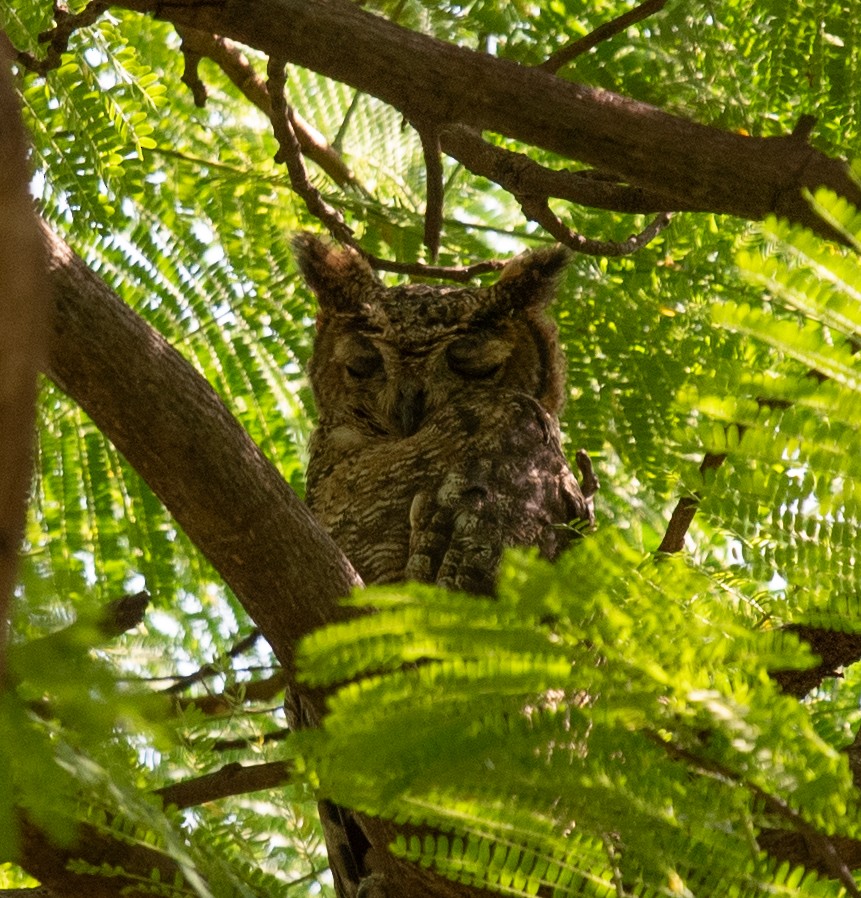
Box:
266, 56, 355, 245
540, 0, 668, 73
9, 0, 109, 76
520, 195, 672, 256
365, 254, 505, 280
416, 123, 444, 260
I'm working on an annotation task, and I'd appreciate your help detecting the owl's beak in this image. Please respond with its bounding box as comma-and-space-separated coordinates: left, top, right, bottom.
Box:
396, 382, 426, 436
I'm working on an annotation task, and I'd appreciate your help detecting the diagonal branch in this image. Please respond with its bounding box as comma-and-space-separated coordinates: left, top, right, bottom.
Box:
652, 732, 861, 895
175, 26, 361, 190
519, 193, 672, 255
41, 218, 363, 729
657, 451, 727, 554
540, 0, 669, 73
106, 0, 861, 243
155, 760, 292, 809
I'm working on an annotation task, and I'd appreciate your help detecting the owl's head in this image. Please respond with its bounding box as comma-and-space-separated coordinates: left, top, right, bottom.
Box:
294, 234, 570, 439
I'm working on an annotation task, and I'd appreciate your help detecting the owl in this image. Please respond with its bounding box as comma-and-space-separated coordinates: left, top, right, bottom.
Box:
294, 235, 596, 897
294, 234, 595, 598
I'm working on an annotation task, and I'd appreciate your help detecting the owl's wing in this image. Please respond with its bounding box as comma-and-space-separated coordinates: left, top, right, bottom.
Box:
405, 397, 594, 595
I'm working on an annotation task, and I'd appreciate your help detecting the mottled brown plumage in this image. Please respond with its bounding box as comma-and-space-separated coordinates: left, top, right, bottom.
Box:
294, 235, 595, 898
295, 234, 593, 597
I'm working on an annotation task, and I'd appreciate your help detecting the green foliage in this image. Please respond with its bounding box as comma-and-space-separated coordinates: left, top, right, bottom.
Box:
291, 194, 861, 896
6, 0, 861, 894
293, 536, 845, 896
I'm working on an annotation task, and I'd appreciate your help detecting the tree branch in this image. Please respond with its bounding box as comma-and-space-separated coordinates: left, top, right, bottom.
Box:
438, 124, 691, 214
0, 44, 51, 688
106, 0, 861, 243
519, 193, 671, 255
176, 26, 361, 189
657, 451, 727, 554
652, 733, 861, 894
540, 0, 669, 73
41, 219, 363, 729
416, 123, 444, 260
155, 760, 292, 809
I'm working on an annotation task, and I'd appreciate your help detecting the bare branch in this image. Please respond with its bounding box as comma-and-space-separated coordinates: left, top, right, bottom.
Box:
438, 125, 689, 214
175, 27, 360, 189
519, 194, 672, 255
8, 0, 109, 76
266, 56, 355, 245
108, 0, 861, 243
540, 0, 669, 74
366, 254, 506, 281
155, 760, 292, 809
416, 123, 444, 260
657, 452, 727, 554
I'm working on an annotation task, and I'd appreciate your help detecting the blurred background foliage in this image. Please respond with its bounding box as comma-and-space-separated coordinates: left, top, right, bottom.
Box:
2, 0, 861, 893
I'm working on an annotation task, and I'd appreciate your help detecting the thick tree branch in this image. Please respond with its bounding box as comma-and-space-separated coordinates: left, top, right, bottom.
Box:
41, 220, 362, 729
438, 124, 692, 214
105, 0, 861, 242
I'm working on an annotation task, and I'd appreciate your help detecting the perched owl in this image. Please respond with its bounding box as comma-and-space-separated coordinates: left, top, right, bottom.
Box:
294, 234, 595, 598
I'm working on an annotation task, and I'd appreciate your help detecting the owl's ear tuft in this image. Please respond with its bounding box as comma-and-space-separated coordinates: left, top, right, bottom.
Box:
292, 233, 380, 313
496, 244, 570, 309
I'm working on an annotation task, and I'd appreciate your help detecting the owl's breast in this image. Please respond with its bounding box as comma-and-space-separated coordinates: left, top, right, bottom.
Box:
305, 397, 591, 591
305, 424, 433, 585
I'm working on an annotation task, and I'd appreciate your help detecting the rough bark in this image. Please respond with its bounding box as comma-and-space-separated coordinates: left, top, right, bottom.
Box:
111, 0, 861, 241
42, 223, 361, 728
